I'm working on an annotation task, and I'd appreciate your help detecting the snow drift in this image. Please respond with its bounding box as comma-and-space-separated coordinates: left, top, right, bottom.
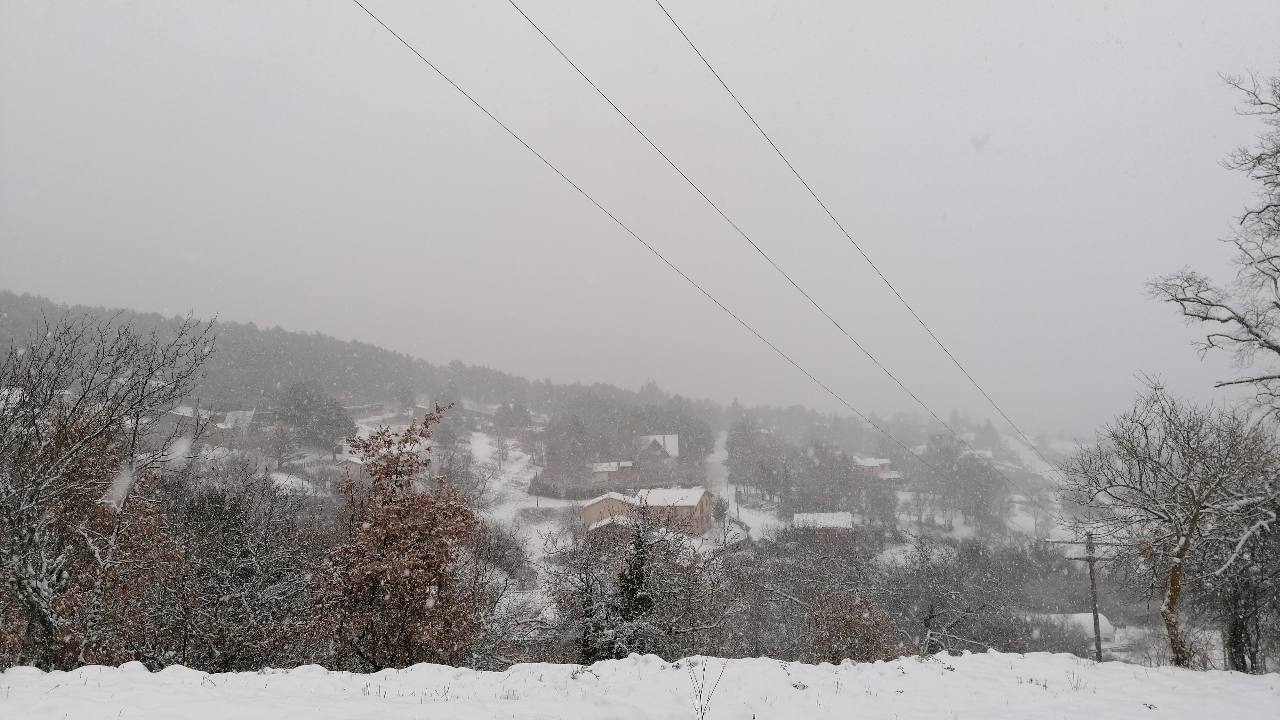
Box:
2, 651, 1275, 719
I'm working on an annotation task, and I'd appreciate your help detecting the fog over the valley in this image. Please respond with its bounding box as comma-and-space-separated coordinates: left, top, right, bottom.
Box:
3, 0, 1279, 435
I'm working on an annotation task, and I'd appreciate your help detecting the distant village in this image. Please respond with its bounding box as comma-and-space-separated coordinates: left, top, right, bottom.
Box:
147, 392, 969, 553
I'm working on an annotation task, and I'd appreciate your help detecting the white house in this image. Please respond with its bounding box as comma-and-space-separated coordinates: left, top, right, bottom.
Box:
792, 511, 855, 530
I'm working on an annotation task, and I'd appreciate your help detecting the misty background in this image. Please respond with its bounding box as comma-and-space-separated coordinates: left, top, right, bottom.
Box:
4, 0, 1280, 435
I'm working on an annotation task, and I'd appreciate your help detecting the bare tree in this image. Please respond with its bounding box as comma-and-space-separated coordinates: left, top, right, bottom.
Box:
152, 460, 325, 672
1151, 72, 1280, 410
457, 519, 546, 670
0, 314, 213, 667
1060, 385, 1279, 666
1141, 70, 1280, 673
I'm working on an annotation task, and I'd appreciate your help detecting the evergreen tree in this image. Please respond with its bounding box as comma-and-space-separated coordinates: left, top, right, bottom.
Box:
609, 525, 655, 658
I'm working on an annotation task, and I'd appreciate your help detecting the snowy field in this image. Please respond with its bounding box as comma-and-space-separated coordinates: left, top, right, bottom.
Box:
469, 430, 581, 565
3, 652, 1274, 719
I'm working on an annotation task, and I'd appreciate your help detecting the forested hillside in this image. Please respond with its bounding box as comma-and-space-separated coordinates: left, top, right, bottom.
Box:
0, 291, 558, 411
0, 291, 428, 408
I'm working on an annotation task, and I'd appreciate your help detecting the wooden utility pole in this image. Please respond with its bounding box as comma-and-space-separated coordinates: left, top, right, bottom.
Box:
1084, 533, 1103, 662
1041, 534, 1123, 662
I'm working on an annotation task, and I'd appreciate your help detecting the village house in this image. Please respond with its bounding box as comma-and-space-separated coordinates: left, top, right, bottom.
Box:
631, 433, 681, 488
637, 433, 679, 459
588, 460, 636, 489
570, 433, 684, 494
636, 487, 713, 534
581, 492, 636, 530
582, 487, 714, 536
791, 511, 854, 531
852, 456, 892, 479
791, 511, 856, 541
144, 405, 215, 442
851, 456, 904, 488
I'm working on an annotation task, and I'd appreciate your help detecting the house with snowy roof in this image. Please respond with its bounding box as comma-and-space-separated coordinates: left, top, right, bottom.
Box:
792, 511, 855, 530
851, 456, 903, 486
581, 492, 635, 530
637, 434, 680, 459
582, 487, 714, 536
143, 404, 215, 443
570, 433, 686, 495
791, 511, 857, 541
588, 460, 636, 488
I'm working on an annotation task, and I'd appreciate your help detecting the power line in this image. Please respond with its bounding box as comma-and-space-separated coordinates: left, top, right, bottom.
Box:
502, 0, 1029, 492
345, 0, 945, 476
650, 0, 1058, 475
504, 0, 943, 437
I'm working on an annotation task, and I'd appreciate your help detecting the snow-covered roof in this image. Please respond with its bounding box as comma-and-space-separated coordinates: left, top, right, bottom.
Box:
169, 405, 213, 420
587, 515, 636, 532
589, 460, 634, 474
222, 409, 255, 430
585, 488, 709, 511
854, 457, 892, 468
638, 433, 680, 458
792, 511, 854, 529
270, 472, 322, 496
878, 470, 903, 480
583, 492, 635, 507
635, 487, 707, 507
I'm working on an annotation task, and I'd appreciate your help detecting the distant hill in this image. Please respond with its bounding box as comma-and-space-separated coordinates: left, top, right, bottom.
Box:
0, 291, 1022, 467
0, 290, 517, 411
0, 291, 731, 429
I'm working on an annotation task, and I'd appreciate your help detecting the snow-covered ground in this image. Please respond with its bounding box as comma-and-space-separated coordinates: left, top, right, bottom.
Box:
353, 410, 406, 438
4, 652, 1273, 719
702, 431, 781, 540
468, 431, 578, 565
269, 471, 324, 496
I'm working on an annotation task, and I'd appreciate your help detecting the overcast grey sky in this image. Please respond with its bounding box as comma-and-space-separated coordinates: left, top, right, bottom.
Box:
3, 0, 1279, 436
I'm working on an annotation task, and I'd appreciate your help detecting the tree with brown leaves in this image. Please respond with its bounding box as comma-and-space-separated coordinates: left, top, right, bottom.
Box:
322, 406, 483, 670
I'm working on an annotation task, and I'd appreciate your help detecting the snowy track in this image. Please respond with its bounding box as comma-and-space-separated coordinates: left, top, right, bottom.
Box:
3, 652, 1274, 719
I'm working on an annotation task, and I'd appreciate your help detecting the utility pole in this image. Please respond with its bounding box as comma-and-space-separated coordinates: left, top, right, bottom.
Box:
1041, 534, 1123, 662
1085, 533, 1102, 662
